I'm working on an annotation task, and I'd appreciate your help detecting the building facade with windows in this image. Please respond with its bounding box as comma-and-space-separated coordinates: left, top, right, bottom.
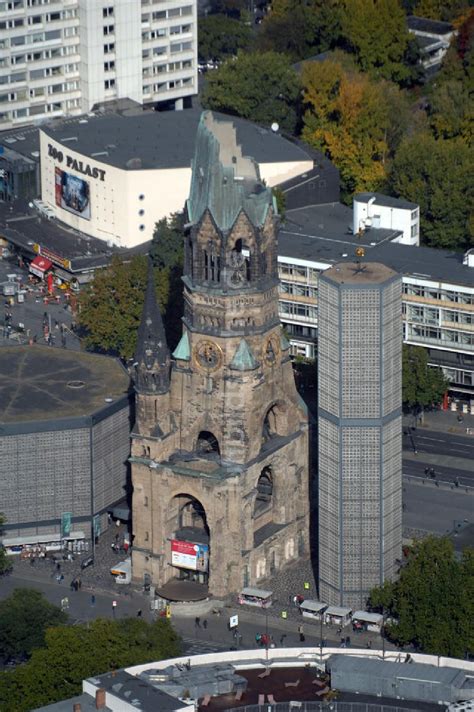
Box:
318, 262, 402, 608
276, 204, 474, 400
0, 0, 197, 131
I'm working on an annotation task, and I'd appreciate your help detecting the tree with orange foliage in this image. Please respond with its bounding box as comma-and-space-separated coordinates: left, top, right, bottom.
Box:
301, 59, 409, 200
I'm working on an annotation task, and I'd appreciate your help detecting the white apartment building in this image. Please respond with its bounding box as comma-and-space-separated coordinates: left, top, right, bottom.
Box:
0, 0, 197, 131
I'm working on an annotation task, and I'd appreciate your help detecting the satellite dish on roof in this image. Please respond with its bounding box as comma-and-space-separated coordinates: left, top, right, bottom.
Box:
271, 122, 279, 133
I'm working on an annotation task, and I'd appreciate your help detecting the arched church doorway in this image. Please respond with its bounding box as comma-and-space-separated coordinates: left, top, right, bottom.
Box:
163, 494, 210, 598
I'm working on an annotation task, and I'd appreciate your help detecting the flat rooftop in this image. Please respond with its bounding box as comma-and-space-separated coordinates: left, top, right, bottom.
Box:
355, 191, 418, 210
1, 107, 313, 171
0, 201, 141, 272
279, 205, 474, 288
322, 261, 397, 286
0, 345, 130, 424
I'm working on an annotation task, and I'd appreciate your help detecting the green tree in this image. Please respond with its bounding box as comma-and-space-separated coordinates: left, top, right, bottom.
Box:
340, 0, 420, 85
369, 537, 474, 657
427, 13, 474, 142
390, 132, 474, 249
201, 51, 301, 133
198, 14, 252, 62
0, 617, 181, 711
149, 213, 185, 350
0, 589, 68, 663
257, 0, 342, 60
402, 345, 448, 411
302, 59, 410, 199
149, 212, 184, 271
411, 0, 470, 21
0, 514, 10, 576
78, 256, 155, 360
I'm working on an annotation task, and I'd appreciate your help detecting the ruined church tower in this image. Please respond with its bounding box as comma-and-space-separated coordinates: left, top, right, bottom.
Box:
131, 112, 309, 598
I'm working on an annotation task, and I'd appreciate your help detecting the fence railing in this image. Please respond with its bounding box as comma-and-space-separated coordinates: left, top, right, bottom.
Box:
229, 703, 423, 712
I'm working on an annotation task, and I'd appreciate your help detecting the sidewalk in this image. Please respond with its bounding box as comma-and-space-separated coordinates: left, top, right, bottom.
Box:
403, 408, 474, 436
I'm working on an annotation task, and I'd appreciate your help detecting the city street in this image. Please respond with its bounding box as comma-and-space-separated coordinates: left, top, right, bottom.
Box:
0, 260, 80, 350
403, 459, 474, 488
0, 568, 389, 657
403, 480, 472, 538
403, 428, 474, 459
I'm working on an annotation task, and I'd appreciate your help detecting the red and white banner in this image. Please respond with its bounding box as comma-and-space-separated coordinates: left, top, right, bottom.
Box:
171, 539, 209, 571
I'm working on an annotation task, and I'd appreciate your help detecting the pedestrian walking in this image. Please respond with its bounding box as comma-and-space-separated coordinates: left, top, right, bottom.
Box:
195, 616, 201, 628
137, 609, 142, 617
112, 600, 117, 618
280, 634, 287, 645
90, 594, 96, 607
202, 619, 208, 629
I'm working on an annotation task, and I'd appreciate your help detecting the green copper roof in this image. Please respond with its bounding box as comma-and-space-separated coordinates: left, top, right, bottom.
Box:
172, 331, 190, 361
280, 331, 291, 351
230, 339, 259, 371
187, 111, 273, 231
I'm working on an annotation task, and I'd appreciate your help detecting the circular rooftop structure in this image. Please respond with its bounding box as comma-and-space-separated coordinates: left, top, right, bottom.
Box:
0, 345, 130, 425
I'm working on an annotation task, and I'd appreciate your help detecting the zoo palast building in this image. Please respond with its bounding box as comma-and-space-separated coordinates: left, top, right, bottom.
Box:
130, 113, 310, 597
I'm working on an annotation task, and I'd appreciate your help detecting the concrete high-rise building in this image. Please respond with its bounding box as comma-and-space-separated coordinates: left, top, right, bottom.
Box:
0, 0, 197, 131
318, 261, 402, 609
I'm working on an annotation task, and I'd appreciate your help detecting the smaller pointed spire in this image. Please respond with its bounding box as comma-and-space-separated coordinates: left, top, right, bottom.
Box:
172, 331, 191, 361
230, 338, 259, 371
134, 259, 170, 394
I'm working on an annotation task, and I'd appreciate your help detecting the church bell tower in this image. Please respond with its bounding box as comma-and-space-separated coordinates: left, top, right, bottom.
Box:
131, 112, 309, 598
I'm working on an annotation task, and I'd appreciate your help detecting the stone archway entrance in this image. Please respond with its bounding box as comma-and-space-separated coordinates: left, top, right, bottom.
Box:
157, 494, 210, 601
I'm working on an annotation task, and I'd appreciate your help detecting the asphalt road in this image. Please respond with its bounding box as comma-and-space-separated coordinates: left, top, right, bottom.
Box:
403, 428, 474, 459
403, 480, 472, 537
0, 570, 387, 656
403, 459, 474, 488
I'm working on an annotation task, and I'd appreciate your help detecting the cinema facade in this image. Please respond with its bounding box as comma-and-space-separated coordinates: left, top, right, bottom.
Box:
38, 110, 315, 250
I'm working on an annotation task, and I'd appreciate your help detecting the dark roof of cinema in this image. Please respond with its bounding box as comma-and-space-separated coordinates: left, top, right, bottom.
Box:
407, 15, 454, 35
0, 108, 313, 171
0, 345, 130, 424
0, 201, 147, 271
278, 205, 474, 288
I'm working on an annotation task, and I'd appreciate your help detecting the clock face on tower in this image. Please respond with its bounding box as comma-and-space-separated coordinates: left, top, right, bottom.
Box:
194, 340, 223, 371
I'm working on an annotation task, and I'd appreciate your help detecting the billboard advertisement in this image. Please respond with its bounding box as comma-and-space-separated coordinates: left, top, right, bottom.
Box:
171, 539, 209, 572
55, 167, 91, 220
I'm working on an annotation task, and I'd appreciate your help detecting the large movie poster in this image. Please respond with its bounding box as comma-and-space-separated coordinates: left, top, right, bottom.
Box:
171, 539, 209, 572
55, 167, 91, 220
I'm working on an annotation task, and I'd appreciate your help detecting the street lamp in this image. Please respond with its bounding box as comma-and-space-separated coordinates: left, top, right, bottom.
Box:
319, 613, 323, 663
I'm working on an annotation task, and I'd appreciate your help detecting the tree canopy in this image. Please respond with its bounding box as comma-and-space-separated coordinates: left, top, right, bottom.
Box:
256, 0, 342, 60
390, 132, 473, 250
369, 537, 474, 657
0, 617, 181, 711
402, 345, 449, 410
78, 214, 185, 360
201, 51, 301, 133
302, 58, 410, 199
340, 0, 420, 85
198, 14, 252, 62
0, 589, 68, 663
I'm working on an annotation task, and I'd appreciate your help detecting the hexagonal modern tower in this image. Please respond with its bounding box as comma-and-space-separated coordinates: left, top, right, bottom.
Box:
131, 112, 309, 599
318, 261, 402, 609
